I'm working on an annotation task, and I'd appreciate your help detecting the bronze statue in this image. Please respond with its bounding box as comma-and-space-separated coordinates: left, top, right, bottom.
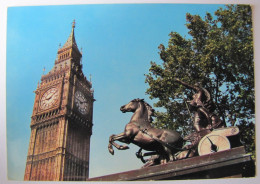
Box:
108, 98, 184, 165
108, 97, 238, 167
174, 78, 223, 132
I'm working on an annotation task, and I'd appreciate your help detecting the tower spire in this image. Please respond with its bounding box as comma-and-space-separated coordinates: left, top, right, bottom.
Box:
61, 19, 79, 51
55, 20, 82, 66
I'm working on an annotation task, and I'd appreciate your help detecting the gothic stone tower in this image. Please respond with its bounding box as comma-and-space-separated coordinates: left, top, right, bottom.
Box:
24, 21, 94, 181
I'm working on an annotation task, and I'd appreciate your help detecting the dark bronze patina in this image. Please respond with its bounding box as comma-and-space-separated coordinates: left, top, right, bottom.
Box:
108, 98, 184, 166
174, 78, 224, 132
108, 83, 240, 167
174, 79, 226, 150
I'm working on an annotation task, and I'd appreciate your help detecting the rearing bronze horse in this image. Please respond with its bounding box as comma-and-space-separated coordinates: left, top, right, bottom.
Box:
108, 98, 183, 164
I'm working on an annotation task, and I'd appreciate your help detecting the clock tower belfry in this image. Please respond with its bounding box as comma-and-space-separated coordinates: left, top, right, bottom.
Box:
24, 21, 94, 181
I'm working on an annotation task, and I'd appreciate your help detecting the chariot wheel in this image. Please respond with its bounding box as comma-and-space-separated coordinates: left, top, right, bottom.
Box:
198, 134, 231, 156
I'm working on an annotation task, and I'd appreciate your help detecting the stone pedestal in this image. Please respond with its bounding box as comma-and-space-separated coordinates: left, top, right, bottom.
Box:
88, 146, 255, 181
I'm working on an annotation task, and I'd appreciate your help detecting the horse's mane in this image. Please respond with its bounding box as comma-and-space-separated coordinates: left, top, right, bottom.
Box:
132, 98, 155, 123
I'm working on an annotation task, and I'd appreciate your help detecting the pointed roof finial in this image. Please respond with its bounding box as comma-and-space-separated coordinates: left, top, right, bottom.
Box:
42, 67, 46, 75
72, 19, 76, 29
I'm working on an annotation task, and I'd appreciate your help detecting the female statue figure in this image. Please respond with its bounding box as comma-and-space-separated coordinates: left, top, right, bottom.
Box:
175, 78, 222, 132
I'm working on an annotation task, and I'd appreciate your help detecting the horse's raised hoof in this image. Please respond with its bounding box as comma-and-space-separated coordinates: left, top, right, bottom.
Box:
108, 145, 114, 155
109, 148, 114, 155
119, 145, 129, 150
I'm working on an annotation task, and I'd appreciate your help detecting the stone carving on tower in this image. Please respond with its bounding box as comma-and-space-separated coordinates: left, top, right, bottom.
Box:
24, 20, 94, 181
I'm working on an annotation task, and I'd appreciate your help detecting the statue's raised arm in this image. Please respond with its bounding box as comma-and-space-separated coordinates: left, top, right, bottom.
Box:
174, 78, 201, 92
173, 78, 223, 132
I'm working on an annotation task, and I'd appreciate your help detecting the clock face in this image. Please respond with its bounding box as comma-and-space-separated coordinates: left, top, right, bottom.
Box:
40, 87, 59, 110
74, 91, 89, 115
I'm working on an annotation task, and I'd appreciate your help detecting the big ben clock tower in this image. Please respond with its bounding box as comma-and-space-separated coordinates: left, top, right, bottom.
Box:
24, 21, 94, 181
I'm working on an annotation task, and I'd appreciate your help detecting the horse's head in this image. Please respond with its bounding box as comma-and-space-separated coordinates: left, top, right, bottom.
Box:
120, 98, 155, 123
120, 98, 143, 113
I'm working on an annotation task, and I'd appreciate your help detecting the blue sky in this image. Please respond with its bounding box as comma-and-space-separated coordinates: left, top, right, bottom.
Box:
6, 3, 228, 180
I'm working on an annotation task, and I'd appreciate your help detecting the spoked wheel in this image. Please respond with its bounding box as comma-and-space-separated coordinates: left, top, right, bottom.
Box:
198, 134, 231, 156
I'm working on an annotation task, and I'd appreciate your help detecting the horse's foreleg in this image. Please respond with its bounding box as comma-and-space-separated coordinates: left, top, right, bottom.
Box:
108, 133, 130, 155
108, 137, 115, 155
111, 133, 130, 149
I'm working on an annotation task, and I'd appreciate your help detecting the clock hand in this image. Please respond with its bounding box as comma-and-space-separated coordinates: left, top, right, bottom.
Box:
46, 93, 56, 101
46, 95, 52, 100
45, 92, 54, 100
75, 97, 83, 102
76, 97, 86, 104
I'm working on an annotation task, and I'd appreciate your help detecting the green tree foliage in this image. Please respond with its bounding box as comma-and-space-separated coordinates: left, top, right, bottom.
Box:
238, 121, 255, 158
145, 5, 254, 152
